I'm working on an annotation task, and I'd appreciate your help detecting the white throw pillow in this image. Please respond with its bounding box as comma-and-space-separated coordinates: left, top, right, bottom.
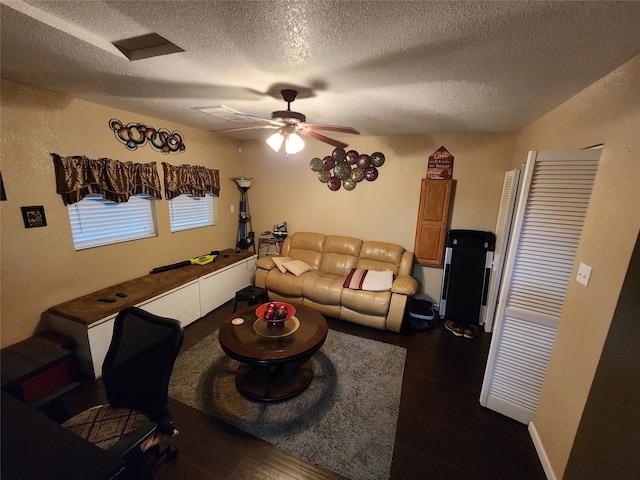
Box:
272, 256, 293, 274
283, 259, 313, 276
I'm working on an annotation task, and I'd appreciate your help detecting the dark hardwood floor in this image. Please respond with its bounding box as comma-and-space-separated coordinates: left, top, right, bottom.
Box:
61, 300, 545, 480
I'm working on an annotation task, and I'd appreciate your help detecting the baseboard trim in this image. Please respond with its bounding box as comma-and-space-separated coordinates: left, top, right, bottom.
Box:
529, 421, 557, 480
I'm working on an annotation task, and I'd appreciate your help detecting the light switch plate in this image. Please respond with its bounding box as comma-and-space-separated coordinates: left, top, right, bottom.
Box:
576, 262, 592, 286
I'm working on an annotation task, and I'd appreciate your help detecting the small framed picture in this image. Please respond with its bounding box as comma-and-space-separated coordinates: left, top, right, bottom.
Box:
21, 205, 47, 228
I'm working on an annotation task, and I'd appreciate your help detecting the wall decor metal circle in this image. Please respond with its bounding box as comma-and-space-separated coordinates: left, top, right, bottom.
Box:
309, 148, 386, 191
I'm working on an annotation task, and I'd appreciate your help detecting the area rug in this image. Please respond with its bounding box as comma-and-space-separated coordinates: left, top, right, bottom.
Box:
169, 329, 406, 479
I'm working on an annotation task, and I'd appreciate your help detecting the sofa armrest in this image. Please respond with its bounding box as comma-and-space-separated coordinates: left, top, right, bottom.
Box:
391, 274, 418, 295
398, 251, 415, 276
256, 257, 278, 290
256, 256, 277, 271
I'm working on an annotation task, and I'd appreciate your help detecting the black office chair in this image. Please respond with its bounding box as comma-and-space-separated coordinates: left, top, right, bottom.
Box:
62, 307, 184, 479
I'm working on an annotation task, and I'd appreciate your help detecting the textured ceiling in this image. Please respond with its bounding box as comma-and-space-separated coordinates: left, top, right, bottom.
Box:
2, 0, 639, 145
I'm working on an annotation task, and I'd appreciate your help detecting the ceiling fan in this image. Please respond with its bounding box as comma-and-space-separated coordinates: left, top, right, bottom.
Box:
212, 89, 360, 151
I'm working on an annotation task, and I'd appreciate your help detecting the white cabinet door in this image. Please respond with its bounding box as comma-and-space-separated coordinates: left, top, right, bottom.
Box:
87, 316, 116, 379
199, 256, 256, 315
141, 281, 201, 326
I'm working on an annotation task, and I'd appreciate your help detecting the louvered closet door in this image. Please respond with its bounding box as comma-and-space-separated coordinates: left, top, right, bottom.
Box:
482, 168, 522, 332
480, 149, 600, 424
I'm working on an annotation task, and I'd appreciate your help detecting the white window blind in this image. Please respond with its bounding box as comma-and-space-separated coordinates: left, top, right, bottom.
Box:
67, 194, 157, 250
169, 193, 216, 232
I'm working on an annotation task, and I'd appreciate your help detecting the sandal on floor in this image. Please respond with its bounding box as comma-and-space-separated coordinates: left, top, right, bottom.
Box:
444, 320, 465, 337
463, 324, 480, 339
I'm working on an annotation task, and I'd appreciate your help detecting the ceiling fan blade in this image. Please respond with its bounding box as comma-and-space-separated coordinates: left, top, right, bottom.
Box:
302, 123, 360, 135
299, 129, 349, 149
211, 124, 279, 133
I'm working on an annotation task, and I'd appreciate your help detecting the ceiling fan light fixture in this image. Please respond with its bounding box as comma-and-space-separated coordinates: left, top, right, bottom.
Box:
266, 130, 305, 154
266, 132, 284, 152
219, 88, 356, 151
285, 133, 305, 154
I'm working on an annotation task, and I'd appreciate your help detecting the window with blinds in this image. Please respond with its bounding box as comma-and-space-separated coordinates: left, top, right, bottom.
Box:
67, 194, 157, 250
168, 193, 216, 232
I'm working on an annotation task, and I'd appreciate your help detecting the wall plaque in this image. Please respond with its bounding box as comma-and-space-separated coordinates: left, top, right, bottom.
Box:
427, 146, 454, 180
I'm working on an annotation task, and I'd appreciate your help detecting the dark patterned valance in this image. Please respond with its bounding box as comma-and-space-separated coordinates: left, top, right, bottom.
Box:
162, 162, 220, 200
52, 153, 162, 205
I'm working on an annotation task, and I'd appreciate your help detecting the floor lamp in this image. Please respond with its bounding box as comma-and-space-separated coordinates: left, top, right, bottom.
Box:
231, 177, 255, 253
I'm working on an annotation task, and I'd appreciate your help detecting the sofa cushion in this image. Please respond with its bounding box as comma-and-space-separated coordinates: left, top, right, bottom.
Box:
302, 272, 344, 305
286, 232, 325, 270
319, 235, 362, 276
282, 259, 313, 276
343, 268, 393, 291
265, 269, 305, 297
341, 288, 392, 316
357, 241, 405, 275
272, 256, 293, 273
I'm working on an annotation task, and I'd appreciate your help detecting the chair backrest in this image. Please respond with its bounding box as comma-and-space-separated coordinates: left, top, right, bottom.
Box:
102, 307, 183, 433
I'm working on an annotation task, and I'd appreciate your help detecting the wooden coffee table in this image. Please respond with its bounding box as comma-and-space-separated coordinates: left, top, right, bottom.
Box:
218, 303, 328, 401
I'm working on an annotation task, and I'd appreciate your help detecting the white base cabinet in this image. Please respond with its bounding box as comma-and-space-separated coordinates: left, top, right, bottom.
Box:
49, 255, 256, 379
199, 259, 257, 314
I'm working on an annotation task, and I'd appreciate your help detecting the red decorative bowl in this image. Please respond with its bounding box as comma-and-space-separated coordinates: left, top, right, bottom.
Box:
255, 302, 296, 328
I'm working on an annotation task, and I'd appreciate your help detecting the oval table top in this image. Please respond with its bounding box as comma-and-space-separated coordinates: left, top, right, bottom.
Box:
218, 303, 328, 366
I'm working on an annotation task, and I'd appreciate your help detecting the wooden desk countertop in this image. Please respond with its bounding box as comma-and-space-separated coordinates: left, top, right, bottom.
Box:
47, 249, 255, 327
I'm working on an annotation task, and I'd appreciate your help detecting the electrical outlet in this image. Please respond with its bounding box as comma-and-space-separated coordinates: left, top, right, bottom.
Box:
576, 262, 592, 286
230, 205, 235, 213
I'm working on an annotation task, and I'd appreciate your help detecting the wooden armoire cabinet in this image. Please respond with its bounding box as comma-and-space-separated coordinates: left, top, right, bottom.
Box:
414, 179, 454, 266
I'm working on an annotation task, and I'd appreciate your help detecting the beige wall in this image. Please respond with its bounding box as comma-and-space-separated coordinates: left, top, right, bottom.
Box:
242, 133, 515, 302
2, 52, 637, 480
563, 235, 640, 480
0, 80, 244, 347
516, 55, 640, 478
0, 79, 515, 346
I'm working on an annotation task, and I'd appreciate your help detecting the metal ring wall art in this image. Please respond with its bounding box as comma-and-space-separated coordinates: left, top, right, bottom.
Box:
310, 148, 386, 191
109, 119, 186, 154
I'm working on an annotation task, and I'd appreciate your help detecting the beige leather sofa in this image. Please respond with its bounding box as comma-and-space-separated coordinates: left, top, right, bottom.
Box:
254, 232, 418, 332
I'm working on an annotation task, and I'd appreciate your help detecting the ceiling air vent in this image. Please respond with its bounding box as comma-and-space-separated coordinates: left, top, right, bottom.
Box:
112, 33, 184, 61
194, 106, 262, 124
